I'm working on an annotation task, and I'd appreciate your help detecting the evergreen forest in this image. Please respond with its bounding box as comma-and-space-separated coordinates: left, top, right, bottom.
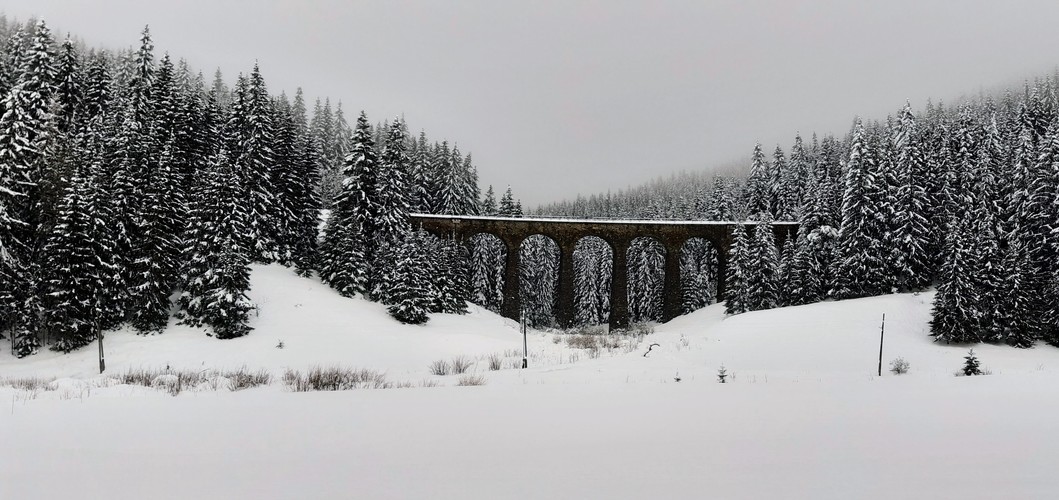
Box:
3, 15, 1059, 359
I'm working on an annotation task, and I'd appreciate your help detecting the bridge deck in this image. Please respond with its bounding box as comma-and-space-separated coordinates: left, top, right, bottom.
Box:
410, 213, 799, 226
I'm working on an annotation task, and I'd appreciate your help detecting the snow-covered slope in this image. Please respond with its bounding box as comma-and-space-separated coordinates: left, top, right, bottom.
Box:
5, 265, 1059, 500
0, 264, 526, 380
6, 264, 1058, 383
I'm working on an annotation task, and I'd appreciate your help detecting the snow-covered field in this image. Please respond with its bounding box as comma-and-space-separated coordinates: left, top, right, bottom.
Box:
4, 264, 1059, 499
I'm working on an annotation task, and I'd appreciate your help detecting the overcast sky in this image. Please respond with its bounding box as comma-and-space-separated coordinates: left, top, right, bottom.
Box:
5, 1, 1059, 206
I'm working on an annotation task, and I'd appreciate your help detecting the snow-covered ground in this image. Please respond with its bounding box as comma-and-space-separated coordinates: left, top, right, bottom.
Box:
4, 264, 1059, 499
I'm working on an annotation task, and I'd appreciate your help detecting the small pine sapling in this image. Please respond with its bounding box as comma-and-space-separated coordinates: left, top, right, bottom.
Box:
962, 349, 982, 376
717, 365, 728, 383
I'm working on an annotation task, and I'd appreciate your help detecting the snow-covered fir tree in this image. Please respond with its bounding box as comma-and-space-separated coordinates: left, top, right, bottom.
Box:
319, 111, 379, 296
724, 224, 751, 315
376, 231, 433, 325
744, 217, 780, 311
178, 149, 254, 339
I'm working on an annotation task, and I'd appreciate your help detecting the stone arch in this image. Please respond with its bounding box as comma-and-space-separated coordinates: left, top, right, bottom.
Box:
571, 236, 613, 326
680, 237, 719, 314
627, 237, 666, 323
468, 232, 506, 314
519, 234, 560, 328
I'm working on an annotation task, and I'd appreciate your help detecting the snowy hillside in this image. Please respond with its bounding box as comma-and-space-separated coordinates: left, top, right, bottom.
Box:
6, 265, 1059, 499
8, 263, 1058, 385
0, 264, 527, 381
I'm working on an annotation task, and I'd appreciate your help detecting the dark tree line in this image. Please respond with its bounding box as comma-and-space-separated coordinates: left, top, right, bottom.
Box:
540, 75, 1059, 348
0, 18, 489, 356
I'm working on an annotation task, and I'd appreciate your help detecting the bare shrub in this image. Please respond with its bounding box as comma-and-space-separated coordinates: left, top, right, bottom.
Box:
456, 374, 486, 386
429, 359, 452, 376
223, 368, 272, 390
282, 369, 301, 388
614, 322, 655, 336
564, 324, 607, 336
889, 357, 910, 375
283, 367, 392, 391
117, 368, 157, 387
112, 368, 210, 396
450, 356, 473, 374
1, 377, 56, 392
600, 335, 624, 350
565, 334, 600, 350
487, 353, 503, 371
419, 379, 442, 388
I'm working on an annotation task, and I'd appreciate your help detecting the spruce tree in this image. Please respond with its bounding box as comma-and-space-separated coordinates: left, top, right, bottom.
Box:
628, 238, 664, 323
179, 149, 254, 338
41, 156, 111, 352
833, 119, 891, 299
470, 234, 504, 313
319, 111, 378, 296
378, 231, 432, 324
961, 349, 983, 376
481, 185, 498, 216
499, 186, 516, 216
375, 118, 412, 246
127, 137, 184, 333
724, 224, 750, 315
233, 64, 284, 262
291, 129, 322, 277
931, 214, 982, 344
53, 36, 82, 133
745, 144, 771, 219
0, 22, 58, 355
890, 103, 934, 290
744, 218, 779, 311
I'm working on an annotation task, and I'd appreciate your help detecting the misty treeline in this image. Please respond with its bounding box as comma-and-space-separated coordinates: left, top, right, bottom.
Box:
540, 75, 1059, 348
0, 17, 507, 357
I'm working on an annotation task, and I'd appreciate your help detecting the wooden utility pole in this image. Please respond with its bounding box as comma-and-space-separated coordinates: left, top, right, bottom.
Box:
877, 313, 886, 377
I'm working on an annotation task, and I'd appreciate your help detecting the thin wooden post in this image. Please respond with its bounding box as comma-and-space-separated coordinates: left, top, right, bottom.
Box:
521, 310, 528, 369
877, 313, 885, 377
96, 288, 105, 374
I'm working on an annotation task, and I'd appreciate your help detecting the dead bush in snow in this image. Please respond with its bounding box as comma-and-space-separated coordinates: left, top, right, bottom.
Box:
619, 322, 655, 336
223, 368, 272, 390
116, 368, 210, 395
487, 353, 503, 371
565, 334, 600, 350
0, 376, 56, 392
116, 367, 270, 395
450, 356, 473, 374
889, 357, 910, 375
429, 359, 452, 376
283, 367, 392, 391
565, 324, 608, 336
456, 374, 486, 386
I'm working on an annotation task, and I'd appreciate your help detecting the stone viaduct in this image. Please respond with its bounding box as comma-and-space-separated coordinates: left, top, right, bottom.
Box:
410, 214, 798, 331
